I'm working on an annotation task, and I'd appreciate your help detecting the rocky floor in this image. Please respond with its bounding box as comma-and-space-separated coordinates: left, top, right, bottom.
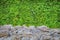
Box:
0, 25, 60, 40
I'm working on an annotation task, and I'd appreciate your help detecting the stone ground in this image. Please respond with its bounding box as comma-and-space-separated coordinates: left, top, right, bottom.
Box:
0, 25, 60, 40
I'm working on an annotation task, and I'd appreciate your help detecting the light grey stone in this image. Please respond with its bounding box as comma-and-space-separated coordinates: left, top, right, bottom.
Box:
0, 25, 60, 40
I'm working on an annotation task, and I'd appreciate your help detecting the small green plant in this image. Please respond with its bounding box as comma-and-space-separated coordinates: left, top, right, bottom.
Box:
0, 0, 60, 28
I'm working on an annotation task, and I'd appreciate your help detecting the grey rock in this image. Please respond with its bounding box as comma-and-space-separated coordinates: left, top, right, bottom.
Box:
37, 25, 49, 32
0, 30, 10, 38
21, 37, 30, 40
0, 25, 12, 31
0, 37, 4, 40
0, 25, 60, 40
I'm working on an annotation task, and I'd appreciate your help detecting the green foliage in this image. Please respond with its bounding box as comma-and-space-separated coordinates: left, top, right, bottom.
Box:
0, 0, 60, 28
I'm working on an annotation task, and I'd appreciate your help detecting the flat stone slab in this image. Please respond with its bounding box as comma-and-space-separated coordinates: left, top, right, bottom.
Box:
0, 25, 60, 40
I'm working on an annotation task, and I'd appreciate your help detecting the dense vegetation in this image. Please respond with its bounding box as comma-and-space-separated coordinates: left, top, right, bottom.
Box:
0, 0, 60, 28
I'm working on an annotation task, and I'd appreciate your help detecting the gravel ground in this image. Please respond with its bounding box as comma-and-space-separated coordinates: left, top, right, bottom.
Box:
0, 25, 60, 40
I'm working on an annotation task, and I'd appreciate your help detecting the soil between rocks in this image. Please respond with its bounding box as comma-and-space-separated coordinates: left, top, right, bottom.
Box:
0, 25, 60, 40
